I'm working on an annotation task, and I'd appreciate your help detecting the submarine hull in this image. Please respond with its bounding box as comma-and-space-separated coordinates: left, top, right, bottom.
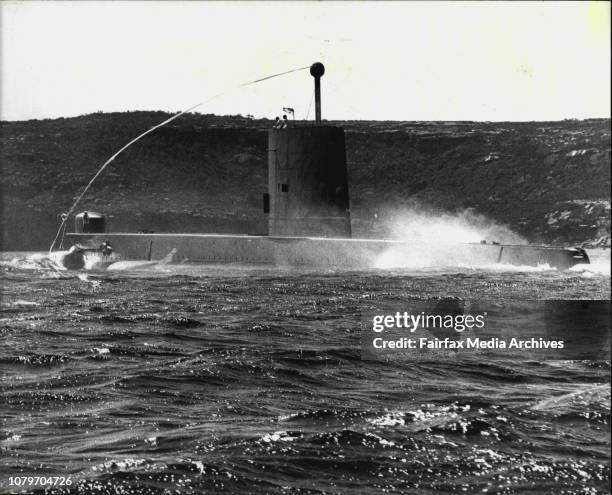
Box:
66, 233, 589, 270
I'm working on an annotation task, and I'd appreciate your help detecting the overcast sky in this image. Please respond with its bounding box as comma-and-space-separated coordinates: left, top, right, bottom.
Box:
1, 1, 610, 122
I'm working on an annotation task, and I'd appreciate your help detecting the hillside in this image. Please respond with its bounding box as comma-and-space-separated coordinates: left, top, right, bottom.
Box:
1, 112, 610, 250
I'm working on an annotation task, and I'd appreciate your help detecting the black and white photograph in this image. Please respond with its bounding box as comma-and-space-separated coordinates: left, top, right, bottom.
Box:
1, 1, 610, 493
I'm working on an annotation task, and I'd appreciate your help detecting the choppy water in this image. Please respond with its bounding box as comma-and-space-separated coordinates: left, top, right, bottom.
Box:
1, 251, 610, 494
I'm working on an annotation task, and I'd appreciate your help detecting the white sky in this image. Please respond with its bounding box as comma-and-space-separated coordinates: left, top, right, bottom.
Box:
1, 1, 610, 121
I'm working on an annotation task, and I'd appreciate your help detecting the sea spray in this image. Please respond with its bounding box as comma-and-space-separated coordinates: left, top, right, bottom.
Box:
384, 207, 526, 245
374, 206, 527, 269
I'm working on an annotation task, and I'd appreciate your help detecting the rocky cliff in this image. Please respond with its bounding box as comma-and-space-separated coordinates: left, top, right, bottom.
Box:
1, 112, 609, 250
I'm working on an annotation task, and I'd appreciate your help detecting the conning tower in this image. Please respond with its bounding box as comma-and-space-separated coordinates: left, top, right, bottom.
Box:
266, 62, 352, 238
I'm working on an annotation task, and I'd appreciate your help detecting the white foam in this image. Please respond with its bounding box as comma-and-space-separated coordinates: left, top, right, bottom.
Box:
7, 253, 66, 271
96, 458, 147, 471
10, 300, 40, 307
260, 431, 299, 443
374, 249, 557, 272
569, 260, 610, 276
106, 261, 161, 271
367, 412, 406, 427
474, 263, 555, 272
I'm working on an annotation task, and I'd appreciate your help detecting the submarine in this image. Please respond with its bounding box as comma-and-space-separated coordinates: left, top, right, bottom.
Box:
64, 62, 589, 270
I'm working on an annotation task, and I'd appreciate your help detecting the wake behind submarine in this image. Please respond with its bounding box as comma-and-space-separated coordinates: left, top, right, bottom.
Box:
63, 62, 589, 270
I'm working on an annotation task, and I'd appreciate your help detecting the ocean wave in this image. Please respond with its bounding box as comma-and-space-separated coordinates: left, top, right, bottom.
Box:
1, 353, 71, 367
530, 384, 611, 416
279, 408, 366, 423
97, 314, 202, 328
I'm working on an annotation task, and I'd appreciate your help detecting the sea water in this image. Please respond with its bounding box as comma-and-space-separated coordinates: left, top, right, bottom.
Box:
1, 251, 610, 494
